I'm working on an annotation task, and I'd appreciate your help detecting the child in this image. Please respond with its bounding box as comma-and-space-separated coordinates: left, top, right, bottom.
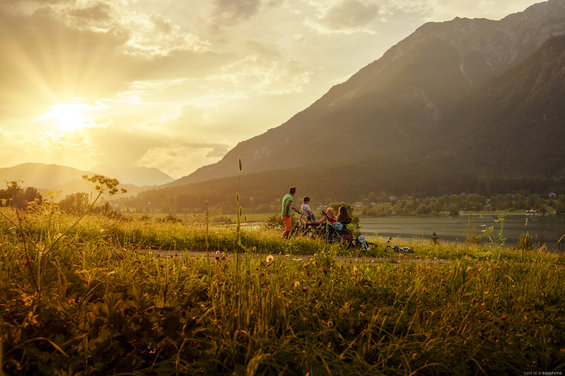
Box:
301, 196, 316, 222
312, 207, 336, 225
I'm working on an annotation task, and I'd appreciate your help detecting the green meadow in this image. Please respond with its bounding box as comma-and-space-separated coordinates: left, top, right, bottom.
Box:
1, 204, 564, 375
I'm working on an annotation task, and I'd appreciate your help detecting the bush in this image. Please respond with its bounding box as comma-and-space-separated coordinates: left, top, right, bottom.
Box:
263, 213, 284, 230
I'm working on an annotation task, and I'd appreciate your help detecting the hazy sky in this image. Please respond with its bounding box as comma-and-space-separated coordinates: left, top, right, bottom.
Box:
0, 0, 542, 178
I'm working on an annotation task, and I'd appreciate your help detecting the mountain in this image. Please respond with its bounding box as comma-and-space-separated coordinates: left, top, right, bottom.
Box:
134, 33, 565, 208
0, 163, 89, 190
0, 162, 172, 191
429, 34, 565, 177
172, 0, 565, 187
91, 165, 174, 186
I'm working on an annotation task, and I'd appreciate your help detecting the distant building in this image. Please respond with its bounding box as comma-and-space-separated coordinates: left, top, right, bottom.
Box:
549, 192, 557, 199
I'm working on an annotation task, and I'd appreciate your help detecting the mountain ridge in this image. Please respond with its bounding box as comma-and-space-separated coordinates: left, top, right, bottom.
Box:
172, 0, 565, 187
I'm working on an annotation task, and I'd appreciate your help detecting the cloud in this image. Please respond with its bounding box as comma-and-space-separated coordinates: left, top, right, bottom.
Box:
83, 122, 230, 177
212, 0, 262, 25
318, 0, 380, 31
137, 143, 229, 178
0, 5, 231, 121
69, 2, 112, 22
0, 6, 131, 119
378, 0, 540, 22
85, 127, 168, 167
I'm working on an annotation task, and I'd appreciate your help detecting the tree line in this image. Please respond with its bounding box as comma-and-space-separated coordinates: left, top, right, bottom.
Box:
0, 181, 42, 209
360, 192, 565, 216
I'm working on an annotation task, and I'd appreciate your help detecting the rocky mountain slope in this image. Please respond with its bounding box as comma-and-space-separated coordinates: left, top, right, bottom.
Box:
430, 34, 565, 177
172, 0, 565, 186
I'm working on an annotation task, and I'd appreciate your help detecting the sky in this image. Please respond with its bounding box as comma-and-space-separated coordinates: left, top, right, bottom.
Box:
0, 0, 543, 179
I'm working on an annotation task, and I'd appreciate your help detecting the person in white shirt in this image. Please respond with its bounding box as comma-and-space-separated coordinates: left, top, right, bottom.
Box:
301, 196, 316, 222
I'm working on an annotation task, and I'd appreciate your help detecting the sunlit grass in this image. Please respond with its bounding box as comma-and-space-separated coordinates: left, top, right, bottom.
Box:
0, 208, 563, 374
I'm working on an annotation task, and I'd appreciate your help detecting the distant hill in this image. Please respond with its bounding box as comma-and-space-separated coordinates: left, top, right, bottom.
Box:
91, 165, 174, 186
0, 163, 90, 190
0, 163, 152, 199
171, 0, 565, 187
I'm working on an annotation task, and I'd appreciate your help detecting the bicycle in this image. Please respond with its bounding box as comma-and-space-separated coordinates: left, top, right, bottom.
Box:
290, 213, 319, 238
383, 237, 414, 253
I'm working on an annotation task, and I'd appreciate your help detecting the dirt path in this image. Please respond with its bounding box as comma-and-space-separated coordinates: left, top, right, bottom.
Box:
153, 250, 450, 265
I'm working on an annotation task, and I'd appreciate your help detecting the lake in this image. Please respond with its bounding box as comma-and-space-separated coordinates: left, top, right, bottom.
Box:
359, 214, 565, 249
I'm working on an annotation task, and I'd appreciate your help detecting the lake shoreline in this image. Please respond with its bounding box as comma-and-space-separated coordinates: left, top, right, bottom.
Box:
359, 213, 565, 250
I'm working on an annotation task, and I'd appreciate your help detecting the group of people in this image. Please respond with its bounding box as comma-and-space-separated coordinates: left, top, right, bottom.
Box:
281, 186, 352, 239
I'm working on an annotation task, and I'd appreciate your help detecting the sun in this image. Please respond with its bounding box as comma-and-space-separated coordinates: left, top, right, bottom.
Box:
38, 100, 112, 133
47, 103, 91, 132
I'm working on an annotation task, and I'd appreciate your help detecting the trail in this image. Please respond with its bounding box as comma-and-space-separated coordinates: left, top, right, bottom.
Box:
153, 250, 450, 265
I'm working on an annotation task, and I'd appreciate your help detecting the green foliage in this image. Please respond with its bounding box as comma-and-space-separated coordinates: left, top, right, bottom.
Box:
0, 181, 42, 209
263, 213, 285, 230
519, 232, 533, 250
481, 215, 507, 248
58, 192, 90, 215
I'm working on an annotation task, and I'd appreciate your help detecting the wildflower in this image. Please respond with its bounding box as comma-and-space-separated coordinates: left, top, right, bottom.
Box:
292, 281, 300, 288
327, 320, 334, 328
27, 311, 39, 326
501, 315, 507, 320
471, 298, 477, 304
266, 255, 274, 264
302, 286, 308, 293
21, 293, 34, 307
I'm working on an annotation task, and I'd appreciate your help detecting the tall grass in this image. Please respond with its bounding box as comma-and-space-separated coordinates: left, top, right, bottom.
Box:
0, 205, 564, 374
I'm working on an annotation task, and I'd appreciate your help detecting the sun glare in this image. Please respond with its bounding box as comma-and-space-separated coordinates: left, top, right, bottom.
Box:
48, 103, 89, 132
39, 101, 111, 133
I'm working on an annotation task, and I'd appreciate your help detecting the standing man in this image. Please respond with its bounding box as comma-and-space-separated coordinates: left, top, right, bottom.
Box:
282, 186, 299, 239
